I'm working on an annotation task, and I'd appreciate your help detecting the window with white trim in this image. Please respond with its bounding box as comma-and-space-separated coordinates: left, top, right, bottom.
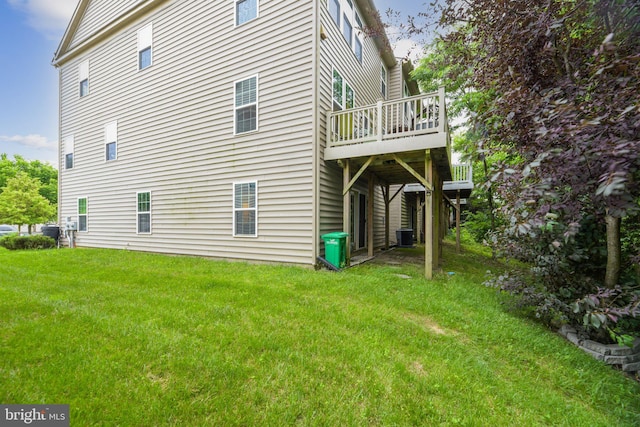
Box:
354, 37, 362, 63
79, 60, 89, 97
137, 23, 153, 70
343, 13, 352, 43
64, 135, 74, 170
332, 68, 354, 111
381, 65, 388, 98
236, 0, 258, 26
78, 197, 87, 232
329, 0, 340, 27
328, 0, 363, 62
233, 182, 257, 237
137, 192, 151, 234
234, 76, 258, 134
105, 121, 118, 161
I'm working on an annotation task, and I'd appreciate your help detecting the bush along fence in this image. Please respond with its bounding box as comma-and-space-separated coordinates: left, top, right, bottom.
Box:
559, 325, 640, 374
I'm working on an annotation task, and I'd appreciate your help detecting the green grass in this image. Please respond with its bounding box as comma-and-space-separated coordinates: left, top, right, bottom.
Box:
1, 240, 639, 426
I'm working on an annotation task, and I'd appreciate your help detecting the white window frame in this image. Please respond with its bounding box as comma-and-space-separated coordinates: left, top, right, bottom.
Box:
354, 37, 363, 63
234, 75, 259, 135
329, 0, 340, 27
79, 60, 89, 97
354, 10, 363, 29
328, 0, 363, 62
63, 135, 74, 170
233, 181, 258, 237
137, 23, 153, 70
381, 65, 388, 99
105, 121, 118, 161
332, 68, 355, 110
343, 12, 353, 44
136, 191, 152, 234
78, 197, 88, 232
235, 0, 259, 26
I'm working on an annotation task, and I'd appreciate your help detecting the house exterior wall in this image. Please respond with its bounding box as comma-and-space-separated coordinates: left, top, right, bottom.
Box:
69, 0, 138, 50
317, 0, 396, 252
58, 0, 318, 264
57, 0, 402, 265
388, 184, 405, 244
389, 63, 404, 101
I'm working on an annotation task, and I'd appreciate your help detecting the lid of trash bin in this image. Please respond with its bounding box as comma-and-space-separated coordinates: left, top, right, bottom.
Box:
322, 231, 349, 239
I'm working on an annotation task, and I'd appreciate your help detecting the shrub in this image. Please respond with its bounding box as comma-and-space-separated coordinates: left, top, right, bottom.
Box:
486, 213, 640, 343
0, 234, 56, 250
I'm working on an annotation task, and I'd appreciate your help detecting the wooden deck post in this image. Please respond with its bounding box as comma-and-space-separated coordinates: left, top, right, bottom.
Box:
343, 159, 351, 265
383, 184, 390, 250
376, 100, 383, 143
432, 170, 440, 271
424, 150, 433, 280
368, 173, 374, 257
416, 193, 422, 245
438, 174, 444, 261
456, 190, 461, 254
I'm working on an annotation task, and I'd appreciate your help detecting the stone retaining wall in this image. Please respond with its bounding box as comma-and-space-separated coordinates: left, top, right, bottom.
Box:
559, 325, 640, 373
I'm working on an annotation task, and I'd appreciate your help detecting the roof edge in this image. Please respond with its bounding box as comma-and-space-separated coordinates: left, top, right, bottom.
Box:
355, 0, 396, 68
52, 0, 169, 67
52, 0, 89, 65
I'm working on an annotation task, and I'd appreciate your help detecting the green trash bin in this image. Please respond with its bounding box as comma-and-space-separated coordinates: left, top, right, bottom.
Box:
322, 232, 349, 269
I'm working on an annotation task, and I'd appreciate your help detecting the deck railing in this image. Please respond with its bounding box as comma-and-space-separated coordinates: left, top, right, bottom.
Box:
450, 164, 473, 183
327, 87, 447, 149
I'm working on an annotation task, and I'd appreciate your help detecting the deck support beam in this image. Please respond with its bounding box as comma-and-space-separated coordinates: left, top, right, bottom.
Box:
416, 194, 422, 245
382, 184, 405, 250
382, 184, 390, 250
424, 150, 433, 279
392, 155, 433, 192
342, 159, 351, 265
456, 190, 461, 254
343, 156, 376, 196
368, 173, 374, 257
434, 173, 441, 265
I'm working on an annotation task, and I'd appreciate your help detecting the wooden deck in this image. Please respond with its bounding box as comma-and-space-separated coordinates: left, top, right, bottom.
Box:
324, 88, 466, 279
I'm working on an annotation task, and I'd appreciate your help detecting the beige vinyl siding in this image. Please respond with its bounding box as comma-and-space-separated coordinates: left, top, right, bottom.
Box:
70, 0, 139, 49
388, 184, 405, 244
389, 64, 404, 101
401, 193, 410, 229
318, 0, 395, 251
59, 0, 316, 264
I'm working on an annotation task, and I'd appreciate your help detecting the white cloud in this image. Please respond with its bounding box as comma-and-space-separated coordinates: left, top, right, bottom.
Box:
0, 134, 57, 150
7, 0, 77, 36
385, 25, 423, 63
392, 39, 422, 63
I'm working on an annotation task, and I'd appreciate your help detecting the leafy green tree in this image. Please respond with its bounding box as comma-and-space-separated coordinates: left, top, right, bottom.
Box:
413, 37, 508, 245
0, 172, 56, 233
424, 0, 640, 340
0, 154, 18, 190
0, 154, 58, 205
393, 0, 639, 340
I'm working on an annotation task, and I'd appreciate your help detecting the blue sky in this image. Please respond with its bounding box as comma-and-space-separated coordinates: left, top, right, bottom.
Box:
0, 0, 423, 169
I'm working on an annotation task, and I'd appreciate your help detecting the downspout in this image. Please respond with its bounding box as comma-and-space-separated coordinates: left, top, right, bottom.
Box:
311, 0, 320, 265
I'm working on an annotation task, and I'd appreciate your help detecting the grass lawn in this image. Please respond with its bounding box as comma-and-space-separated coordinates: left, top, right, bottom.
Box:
1, 239, 639, 426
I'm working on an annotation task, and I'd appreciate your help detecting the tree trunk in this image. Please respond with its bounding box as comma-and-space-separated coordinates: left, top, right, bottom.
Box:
604, 212, 621, 288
